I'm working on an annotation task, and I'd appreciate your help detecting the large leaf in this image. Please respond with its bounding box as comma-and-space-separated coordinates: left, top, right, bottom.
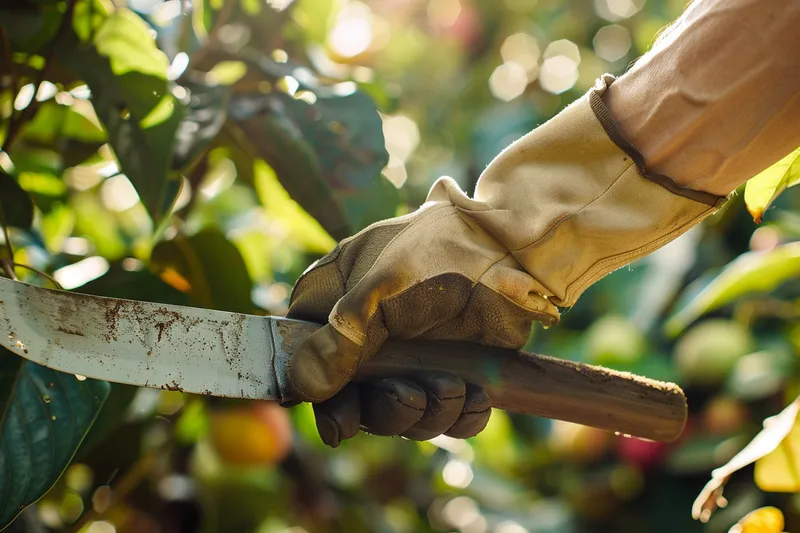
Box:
664, 242, 800, 336
252, 160, 335, 254
0, 348, 109, 530
754, 409, 800, 493
744, 147, 800, 223
0, 173, 34, 230
0, 2, 63, 54
57, 10, 187, 226
692, 396, 800, 522
150, 227, 254, 313
172, 79, 230, 170
230, 89, 392, 239
21, 101, 106, 145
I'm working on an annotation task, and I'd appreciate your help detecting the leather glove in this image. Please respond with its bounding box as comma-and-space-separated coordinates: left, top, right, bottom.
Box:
286, 75, 726, 447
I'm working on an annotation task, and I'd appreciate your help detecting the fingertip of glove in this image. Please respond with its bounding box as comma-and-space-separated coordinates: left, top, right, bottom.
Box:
315, 411, 342, 448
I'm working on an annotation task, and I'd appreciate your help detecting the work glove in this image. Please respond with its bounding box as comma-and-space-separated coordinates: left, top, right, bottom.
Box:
286, 75, 726, 447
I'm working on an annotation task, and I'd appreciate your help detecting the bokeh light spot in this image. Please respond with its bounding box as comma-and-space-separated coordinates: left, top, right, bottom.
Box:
539, 55, 579, 94
489, 61, 529, 101
441, 496, 480, 529
100, 175, 140, 212
328, 2, 373, 58
382, 114, 420, 163
594, 0, 645, 21
442, 458, 474, 488
501, 33, 541, 73
428, 0, 462, 28
494, 521, 528, 533
593, 24, 632, 62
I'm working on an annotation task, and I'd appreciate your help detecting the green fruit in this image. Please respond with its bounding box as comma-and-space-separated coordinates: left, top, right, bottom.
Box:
675, 320, 753, 387
585, 316, 646, 366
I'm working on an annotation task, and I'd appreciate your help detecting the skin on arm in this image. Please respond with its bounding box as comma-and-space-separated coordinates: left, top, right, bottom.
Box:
603, 0, 800, 196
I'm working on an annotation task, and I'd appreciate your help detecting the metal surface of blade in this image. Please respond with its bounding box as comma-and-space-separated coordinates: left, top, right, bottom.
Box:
0, 276, 307, 400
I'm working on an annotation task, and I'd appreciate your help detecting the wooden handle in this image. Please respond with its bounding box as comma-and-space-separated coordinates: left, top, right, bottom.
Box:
355, 340, 687, 443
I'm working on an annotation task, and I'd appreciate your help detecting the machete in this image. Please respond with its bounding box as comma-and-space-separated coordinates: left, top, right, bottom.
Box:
0, 276, 686, 442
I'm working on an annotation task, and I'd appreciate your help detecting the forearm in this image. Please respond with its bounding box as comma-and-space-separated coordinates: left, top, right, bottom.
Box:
604, 0, 800, 196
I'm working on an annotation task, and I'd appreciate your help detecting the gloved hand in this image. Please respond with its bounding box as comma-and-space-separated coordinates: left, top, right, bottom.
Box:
286, 75, 726, 447
286, 194, 560, 446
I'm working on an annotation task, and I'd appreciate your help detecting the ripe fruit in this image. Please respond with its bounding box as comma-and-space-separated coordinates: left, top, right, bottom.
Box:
209, 401, 292, 466
702, 396, 749, 435
549, 421, 611, 464
675, 320, 753, 387
585, 316, 645, 367
734, 506, 785, 533
616, 436, 668, 470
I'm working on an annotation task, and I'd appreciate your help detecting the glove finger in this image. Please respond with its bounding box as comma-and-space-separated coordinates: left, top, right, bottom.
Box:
445, 384, 492, 439
287, 323, 363, 403
401, 372, 466, 441
312, 384, 361, 448
359, 378, 427, 436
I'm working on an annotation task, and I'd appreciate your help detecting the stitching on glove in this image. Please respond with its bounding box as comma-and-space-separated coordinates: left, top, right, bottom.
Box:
560, 204, 717, 306
329, 312, 367, 345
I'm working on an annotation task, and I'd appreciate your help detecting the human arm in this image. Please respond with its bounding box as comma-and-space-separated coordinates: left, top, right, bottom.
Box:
604, 0, 800, 196
285, 0, 800, 447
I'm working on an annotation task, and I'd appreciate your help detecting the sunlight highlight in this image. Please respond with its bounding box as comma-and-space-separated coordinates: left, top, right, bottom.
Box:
328, 2, 373, 58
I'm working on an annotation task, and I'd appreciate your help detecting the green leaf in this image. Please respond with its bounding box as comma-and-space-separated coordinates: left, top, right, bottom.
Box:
173, 80, 230, 170
22, 101, 106, 145
39, 202, 75, 253
0, 172, 34, 229
207, 61, 248, 86
79, 264, 190, 306
253, 160, 335, 254
72, 0, 112, 42
0, 3, 63, 54
744, 147, 800, 223
76, 383, 138, 457
0, 348, 109, 530
57, 13, 187, 226
230, 89, 392, 239
151, 227, 254, 313
93, 9, 170, 78
665, 242, 800, 336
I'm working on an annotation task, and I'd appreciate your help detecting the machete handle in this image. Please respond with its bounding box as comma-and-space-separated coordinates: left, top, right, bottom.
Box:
355, 339, 687, 443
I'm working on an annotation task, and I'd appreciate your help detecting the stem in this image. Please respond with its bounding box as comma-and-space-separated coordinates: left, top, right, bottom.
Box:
12, 263, 63, 290
0, 259, 16, 280
190, 0, 237, 67
1, 0, 78, 154
0, 26, 13, 87
0, 201, 13, 262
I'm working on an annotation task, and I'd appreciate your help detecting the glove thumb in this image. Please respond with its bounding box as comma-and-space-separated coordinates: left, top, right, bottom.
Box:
286, 322, 366, 403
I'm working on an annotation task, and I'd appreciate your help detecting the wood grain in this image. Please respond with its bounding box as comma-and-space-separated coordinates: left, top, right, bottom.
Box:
355, 339, 687, 443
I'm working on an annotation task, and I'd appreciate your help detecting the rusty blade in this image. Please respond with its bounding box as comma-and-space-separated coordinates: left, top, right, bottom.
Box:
0, 276, 311, 400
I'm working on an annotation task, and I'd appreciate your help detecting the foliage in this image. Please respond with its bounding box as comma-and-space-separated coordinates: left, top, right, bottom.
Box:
744, 148, 800, 224
0, 0, 798, 532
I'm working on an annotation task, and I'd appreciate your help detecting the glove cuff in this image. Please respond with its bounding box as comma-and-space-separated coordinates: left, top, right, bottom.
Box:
430, 75, 728, 308
587, 74, 725, 207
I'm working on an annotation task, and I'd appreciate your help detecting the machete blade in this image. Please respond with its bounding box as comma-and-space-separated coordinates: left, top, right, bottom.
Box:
0, 276, 311, 400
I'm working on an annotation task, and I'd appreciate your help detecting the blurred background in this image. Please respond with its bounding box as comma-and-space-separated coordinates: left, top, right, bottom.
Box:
1, 0, 799, 532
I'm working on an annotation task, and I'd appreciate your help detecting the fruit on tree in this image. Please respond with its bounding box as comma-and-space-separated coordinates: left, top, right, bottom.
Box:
735, 506, 785, 533
702, 395, 749, 435
675, 320, 753, 387
209, 401, 292, 466
616, 436, 668, 470
585, 316, 645, 367
549, 421, 611, 464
